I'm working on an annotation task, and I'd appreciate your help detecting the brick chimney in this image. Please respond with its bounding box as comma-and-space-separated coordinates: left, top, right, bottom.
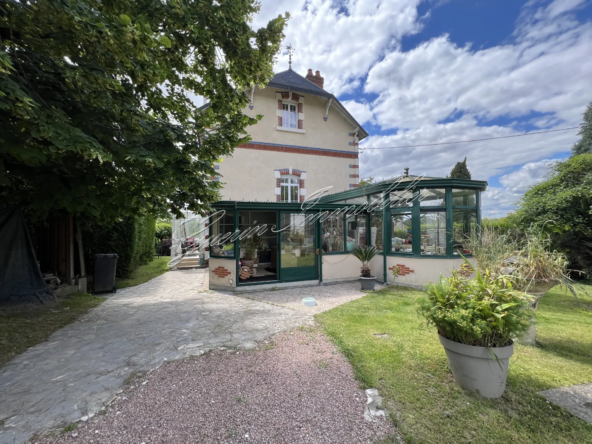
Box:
305, 68, 324, 89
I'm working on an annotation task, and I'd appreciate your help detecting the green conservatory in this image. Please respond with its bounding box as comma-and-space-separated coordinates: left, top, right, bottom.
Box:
208, 176, 487, 291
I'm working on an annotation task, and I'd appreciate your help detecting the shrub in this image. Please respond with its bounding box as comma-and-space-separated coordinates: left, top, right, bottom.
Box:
83, 215, 157, 278
417, 262, 533, 348
155, 222, 172, 240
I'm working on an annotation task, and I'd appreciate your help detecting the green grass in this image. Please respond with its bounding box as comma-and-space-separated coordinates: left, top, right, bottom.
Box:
116, 256, 170, 289
316, 284, 592, 444
0, 293, 105, 368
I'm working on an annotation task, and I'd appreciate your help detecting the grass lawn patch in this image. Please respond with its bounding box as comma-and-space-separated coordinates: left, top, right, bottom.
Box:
316, 284, 592, 444
116, 256, 170, 289
0, 293, 105, 368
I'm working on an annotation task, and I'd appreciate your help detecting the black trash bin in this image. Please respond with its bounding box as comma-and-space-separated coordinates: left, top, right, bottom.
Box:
93, 254, 118, 294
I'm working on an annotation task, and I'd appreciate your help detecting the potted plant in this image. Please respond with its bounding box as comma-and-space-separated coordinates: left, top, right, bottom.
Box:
240, 228, 269, 269
417, 261, 533, 398
351, 245, 379, 290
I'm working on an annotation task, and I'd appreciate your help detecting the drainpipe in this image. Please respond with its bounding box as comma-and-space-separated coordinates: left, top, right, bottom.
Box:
383, 193, 387, 285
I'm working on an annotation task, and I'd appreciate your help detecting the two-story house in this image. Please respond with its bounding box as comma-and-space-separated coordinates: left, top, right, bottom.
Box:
213, 68, 368, 202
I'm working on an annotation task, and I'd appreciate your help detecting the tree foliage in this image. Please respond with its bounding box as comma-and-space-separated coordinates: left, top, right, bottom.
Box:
449, 157, 472, 179
572, 102, 592, 156
358, 176, 374, 187
0, 0, 286, 222
516, 154, 592, 275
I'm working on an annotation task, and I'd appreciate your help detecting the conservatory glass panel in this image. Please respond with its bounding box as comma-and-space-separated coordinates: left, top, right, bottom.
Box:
420, 212, 447, 255
452, 189, 477, 207
452, 209, 477, 256
370, 212, 384, 252
210, 210, 235, 257
322, 215, 345, 253
391, 213, 413, 253
419, 188, 446, 207
390, 190, 414, 208
346, 215, 367, 249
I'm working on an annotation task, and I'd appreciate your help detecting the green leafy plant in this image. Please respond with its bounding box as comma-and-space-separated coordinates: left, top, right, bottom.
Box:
417, 261, 533, 348
351, 245, 379, 278
391, 266, 401, 280
239, 223, 269, 259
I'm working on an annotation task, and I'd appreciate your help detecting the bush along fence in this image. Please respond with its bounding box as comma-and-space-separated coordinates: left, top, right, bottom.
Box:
83, 215, 157, 278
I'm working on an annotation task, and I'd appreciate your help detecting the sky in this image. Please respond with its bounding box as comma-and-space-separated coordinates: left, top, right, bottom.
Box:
251, 0, 592, 218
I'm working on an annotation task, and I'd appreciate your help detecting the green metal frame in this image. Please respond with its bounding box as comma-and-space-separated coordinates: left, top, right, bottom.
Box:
209, 178, 486, 286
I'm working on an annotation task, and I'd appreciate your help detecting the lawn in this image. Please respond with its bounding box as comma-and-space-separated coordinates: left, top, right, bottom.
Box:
116, 256, 170, 289
0, 293, 105, 368
316, 284, 592, 444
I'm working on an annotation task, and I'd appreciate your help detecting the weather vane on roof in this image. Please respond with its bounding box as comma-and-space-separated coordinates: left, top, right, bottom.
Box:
287, 44, 295, 69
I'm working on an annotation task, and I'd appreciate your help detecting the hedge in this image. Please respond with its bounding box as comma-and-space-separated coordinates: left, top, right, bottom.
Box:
83, 215, 157, 278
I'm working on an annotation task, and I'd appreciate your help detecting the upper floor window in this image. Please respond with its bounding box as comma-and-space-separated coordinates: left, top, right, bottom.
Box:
280, 176, 299, 202
282, 102, 298, 129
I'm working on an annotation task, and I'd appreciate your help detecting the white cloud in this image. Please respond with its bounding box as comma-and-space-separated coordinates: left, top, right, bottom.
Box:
341, 100, 374, 126
251, 0, 591, 213
499, 159, 554, 192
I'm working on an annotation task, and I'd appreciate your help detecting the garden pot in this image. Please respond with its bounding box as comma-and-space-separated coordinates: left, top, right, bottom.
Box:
242, 259, 255, 269
438, 335, 514, 399
520, 280, 557, 345
360, 276, 376, 291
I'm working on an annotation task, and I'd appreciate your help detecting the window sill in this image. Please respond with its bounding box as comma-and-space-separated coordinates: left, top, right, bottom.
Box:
276, 126, 305, 134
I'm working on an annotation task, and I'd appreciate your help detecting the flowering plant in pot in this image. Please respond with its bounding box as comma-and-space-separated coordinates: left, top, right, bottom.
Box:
416, 260, 533, 398
351, 245, 379, 290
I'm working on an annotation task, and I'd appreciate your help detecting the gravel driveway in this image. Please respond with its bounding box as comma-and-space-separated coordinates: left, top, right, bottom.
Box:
0, 270, 312, 444
37, 329, 395, 444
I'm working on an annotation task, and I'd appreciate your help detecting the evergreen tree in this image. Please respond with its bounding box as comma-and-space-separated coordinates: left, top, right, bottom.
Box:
572, 102, 592, 156
450, 158, 472, 179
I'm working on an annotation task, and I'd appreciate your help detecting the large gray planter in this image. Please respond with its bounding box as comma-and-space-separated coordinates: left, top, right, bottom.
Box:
360, 276, 376, 291
439, 335, 514, 399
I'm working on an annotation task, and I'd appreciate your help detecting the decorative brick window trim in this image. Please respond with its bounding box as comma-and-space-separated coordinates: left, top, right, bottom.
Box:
300, 195, 305, 203
349, 142, 359, 146
349, 174, 359, 178
292, 169, 303, 177
298, 103, 303, 113
205, 235, 209, 240
278, 168, 290, 175
277, 116, 282, 127
276, 195, 281, 202
276, 178, 281, 187
349, 164, 359, 168
391, 264, 415, 276
299, 179, 305, 188
280, 91, 290, 99
298, 119, 303, 130
213, 266, 232, 278
349, 184, 359, 188
292, 92, 301, 102
277, 99, 282, 110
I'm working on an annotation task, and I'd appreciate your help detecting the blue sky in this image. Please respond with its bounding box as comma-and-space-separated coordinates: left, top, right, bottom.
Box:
254, 0, 592, 217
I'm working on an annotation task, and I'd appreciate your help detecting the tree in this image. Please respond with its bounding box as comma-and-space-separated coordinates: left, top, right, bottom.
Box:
0, 0, 286, 222
449, 158, 472, 179
572, 102, 592, 156
359, 176, 374, 187
516, 153, 592, 275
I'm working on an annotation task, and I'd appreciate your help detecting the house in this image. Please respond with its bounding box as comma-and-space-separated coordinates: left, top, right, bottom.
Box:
199, 67, 488, 291
213, 68, 368, 201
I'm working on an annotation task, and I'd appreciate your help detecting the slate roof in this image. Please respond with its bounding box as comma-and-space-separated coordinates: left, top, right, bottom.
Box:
198, 68, 369, 139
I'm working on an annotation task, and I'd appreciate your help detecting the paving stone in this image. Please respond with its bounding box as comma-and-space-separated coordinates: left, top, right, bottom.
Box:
540, 383, 592, 424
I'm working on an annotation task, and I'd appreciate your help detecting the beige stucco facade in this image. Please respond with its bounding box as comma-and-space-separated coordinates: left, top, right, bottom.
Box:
384, 256, 477, 288
217, 86, 360, 202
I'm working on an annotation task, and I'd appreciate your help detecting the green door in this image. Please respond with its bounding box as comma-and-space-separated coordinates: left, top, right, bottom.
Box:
279, 212, 318, 282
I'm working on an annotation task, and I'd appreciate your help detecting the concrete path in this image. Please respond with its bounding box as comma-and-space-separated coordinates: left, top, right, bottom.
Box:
0, 269, 312, 444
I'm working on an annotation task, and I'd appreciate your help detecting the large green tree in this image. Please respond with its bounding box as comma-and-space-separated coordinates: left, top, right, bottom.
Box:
0, 0, 286, 221
572, 102, 592, 156
516, 153, 592, 275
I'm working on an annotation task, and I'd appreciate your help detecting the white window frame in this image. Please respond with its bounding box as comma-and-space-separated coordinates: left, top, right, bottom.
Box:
280, 175, 300, 202
281, 101, 298, 129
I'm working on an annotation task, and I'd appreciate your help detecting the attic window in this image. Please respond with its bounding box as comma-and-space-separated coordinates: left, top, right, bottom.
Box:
281, 102, 297, 129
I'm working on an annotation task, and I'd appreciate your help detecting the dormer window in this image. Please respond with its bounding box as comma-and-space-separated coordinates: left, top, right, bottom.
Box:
282, 102, 298, 129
